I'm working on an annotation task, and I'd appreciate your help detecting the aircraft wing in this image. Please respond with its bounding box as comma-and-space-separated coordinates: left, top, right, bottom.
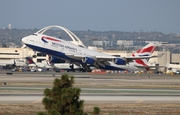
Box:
65, 53, 113, 67
66, 54, 114, 60
66, 53, 164, 67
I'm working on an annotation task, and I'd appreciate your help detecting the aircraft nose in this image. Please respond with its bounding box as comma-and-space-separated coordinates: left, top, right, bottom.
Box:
22, 36, 28, 44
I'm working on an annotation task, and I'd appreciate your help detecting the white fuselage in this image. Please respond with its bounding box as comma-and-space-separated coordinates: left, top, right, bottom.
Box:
22, 34, 114, 58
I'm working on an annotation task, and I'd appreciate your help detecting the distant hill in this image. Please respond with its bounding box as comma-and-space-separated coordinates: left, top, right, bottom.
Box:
0, 28, 180, 48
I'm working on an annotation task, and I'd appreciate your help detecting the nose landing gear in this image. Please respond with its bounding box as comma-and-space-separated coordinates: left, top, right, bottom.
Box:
32, 50, 37, 58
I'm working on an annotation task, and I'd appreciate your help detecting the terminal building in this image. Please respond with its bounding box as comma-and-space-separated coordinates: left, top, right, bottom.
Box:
0, 46, 47, 65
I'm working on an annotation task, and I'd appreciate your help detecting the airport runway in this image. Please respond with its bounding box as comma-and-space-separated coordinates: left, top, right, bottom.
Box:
0, 71, 180, 83
0, 87, 180, 94
0, 93, 180, 104
0, 72, 180, 104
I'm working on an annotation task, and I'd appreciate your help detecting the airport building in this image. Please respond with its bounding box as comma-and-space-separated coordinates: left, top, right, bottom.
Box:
0, 46, 47, 64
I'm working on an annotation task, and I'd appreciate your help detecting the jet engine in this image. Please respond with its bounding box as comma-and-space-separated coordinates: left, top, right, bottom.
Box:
113, 58, 126, 65
82, 57, 95, 65
48, 55, 65, 64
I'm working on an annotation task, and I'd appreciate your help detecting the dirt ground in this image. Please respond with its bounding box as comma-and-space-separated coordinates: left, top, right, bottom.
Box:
0, 103, 180, 115
0, 74, 180, 114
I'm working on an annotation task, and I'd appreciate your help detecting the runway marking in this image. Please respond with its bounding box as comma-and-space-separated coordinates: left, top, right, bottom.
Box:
32, 100, 41, 103
135, 100, 144, 103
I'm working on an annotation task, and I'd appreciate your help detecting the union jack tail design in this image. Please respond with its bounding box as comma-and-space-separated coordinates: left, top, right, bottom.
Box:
132, 43, 157, 69
26, 57, 35, 64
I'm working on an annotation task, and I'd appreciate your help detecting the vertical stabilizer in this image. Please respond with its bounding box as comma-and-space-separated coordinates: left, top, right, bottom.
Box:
132, 43, 157, 68
25, 57, 37, 66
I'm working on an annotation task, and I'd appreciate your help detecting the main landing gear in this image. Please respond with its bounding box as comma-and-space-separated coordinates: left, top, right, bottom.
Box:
82, 64, 92, 72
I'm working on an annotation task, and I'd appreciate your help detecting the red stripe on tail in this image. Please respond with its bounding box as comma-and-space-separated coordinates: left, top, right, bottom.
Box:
137, 46, 155, 53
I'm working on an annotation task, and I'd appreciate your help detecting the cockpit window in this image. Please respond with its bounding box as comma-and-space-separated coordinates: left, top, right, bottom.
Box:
78, 45, 85, 48
32, 33, 37, 36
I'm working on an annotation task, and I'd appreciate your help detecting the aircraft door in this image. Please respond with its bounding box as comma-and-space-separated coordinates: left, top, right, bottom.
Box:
43, 42, 48, 48
78, 49, 82, 55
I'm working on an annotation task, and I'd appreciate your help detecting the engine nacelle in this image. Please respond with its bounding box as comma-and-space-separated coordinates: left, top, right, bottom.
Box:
48, 55, 65, 64
113, 58, 126, 65
82, 57, 95, 65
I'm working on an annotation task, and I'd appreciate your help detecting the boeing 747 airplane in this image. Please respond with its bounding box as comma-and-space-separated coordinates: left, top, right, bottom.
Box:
21, 26, 161, 72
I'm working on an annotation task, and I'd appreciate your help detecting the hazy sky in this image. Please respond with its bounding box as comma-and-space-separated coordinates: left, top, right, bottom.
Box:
0, 0, 180, 34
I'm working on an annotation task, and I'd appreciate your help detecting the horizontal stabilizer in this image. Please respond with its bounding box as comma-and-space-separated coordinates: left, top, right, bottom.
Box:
126, 53, 164, 62
156, 53, 164, 58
